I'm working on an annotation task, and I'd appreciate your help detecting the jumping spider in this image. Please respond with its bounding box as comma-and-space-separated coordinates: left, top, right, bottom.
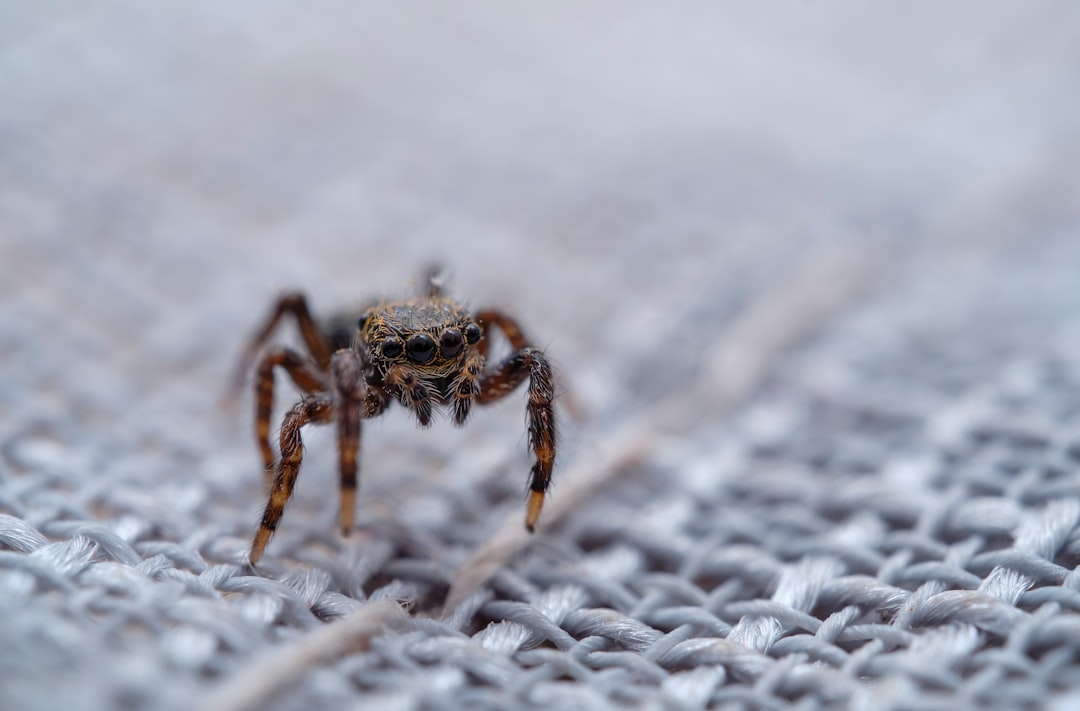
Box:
235, 272, 556, 564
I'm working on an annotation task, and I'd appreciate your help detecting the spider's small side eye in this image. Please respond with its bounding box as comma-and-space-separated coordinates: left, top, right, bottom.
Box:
406, 334, 436, 364
379, 338, 403, 358
357, 311, 371, 330
464, 323, 482, 345
440, 329, 463, 358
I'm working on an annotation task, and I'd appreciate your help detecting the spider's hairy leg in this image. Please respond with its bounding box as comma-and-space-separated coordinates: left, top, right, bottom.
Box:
474, 309, 530, 359
478, 306, 587, 423
250, 395, 334, 565
477, 344, 556, 532
231, 292, 333, 396
452, 350, 485, 425
253, 347, 328, 490
386, 364, 435, 427
330, 350, 388, 535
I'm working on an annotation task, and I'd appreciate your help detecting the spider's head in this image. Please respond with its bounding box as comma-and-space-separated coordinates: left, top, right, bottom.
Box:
358, 297, 482, 378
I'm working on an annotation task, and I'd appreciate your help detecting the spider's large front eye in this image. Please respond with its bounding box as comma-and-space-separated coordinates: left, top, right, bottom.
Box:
440, 329, 463, 358
379, 338, 403, 359
406, 334, 436, 364
463, 323, 482, 345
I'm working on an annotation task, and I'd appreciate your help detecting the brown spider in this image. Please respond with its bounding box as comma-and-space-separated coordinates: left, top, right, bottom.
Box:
235, 272, 556, 564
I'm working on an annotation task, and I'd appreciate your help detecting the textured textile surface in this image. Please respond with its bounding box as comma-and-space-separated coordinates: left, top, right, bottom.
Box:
4, 3, 1080, 710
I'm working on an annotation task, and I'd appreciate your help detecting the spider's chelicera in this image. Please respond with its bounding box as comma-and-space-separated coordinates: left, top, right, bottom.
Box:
236, 272, 556, 564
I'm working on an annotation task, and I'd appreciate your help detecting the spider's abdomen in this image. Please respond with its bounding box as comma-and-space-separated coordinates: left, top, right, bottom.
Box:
321, 312, 363, 351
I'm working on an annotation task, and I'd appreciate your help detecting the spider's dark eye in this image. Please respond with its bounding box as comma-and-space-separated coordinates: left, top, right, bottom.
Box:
406, 333, 436, 364
463, 323, 482, 345
440, 329, 463, 358
379, 338, 403, 359
357, 310, 372, 330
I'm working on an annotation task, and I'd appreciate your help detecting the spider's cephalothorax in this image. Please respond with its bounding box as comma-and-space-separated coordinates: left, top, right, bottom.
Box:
234, 273, 556, 565
360, 299, 482, 395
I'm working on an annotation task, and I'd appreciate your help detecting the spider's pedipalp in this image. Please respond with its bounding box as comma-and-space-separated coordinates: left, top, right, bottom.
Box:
385, 364, 435, 427
452, 351, 485, 425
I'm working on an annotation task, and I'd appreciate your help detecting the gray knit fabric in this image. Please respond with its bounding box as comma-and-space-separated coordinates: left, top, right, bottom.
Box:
4, 3, 1080, 710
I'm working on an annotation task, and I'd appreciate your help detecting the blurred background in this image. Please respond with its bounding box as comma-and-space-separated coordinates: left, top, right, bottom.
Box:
5, 0, 1078, 440
3, 2, 1080, 709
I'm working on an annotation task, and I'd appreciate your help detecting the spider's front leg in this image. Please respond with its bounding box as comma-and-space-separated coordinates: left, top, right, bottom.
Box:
249, 351, 386, 565
475, 310, 556, 532
250, 394, 334, 565
329, 349, 388, 535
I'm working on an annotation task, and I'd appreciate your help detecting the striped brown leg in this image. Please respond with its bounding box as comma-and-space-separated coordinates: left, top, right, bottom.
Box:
329, 350, 388, 536
477, 346, 556, 532
249, 394, 334, 565
231, 292, 334, 395
478, 308, 586, 423
253, 347, 328, 489
474, 309, 530, 357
